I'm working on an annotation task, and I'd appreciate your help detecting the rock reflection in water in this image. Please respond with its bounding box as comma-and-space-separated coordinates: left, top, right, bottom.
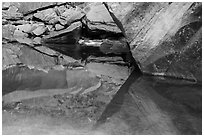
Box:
94, 70, 201, 135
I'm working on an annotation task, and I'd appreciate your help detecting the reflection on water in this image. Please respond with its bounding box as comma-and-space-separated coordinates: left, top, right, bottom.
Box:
2, 67, 202, 135
2, 66, 67, 95
94, 70, 202, 135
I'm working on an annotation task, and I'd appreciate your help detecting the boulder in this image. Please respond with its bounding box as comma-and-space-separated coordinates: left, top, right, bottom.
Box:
13, 29, 34, 46
61, 7, 85, 25
16, 24, 34, 33
105, 2, 202, 81
32, 25, 48, 36
55, 23, 64, 30
33, 37, 42, 45
34, 8, 58, 24
84, 3, 121, 34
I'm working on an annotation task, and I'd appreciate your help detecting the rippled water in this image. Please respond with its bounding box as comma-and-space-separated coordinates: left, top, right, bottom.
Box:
2, 67, 202, 135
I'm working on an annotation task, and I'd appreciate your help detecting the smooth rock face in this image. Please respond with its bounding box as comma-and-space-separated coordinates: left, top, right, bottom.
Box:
19, 46, 56, 68
32, 25, 48, 36
2, 43, 22, 69
106, 2, 202, 81
17, 2, 59, 15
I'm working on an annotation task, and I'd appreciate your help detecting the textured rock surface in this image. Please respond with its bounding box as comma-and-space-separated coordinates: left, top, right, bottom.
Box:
105, 2, 202, 81
2, 43, 22, 69
16, 2, 60, 15
84, 3, 122, 35
19, 46, 56, 68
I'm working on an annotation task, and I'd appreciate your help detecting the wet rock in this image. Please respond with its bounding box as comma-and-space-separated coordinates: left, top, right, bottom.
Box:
85, 3, 121, 34
87, 56, 127, 66
105, 2, 201, 81
32, 25, 48, 36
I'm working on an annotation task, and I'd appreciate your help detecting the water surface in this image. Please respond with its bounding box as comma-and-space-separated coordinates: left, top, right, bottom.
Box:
2, 67, 202, 134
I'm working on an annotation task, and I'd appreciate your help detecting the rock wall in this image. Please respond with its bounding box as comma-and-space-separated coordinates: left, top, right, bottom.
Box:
105, 2, 202, 82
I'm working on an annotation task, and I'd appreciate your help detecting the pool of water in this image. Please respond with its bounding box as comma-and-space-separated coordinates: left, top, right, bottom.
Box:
94, 70, 202, 134
2, 67, 202, 135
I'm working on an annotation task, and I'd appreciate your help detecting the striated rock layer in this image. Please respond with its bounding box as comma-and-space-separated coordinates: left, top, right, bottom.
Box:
105, 2, 202, 81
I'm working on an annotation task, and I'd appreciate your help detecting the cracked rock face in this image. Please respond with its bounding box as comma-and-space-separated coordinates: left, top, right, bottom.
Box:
105, 2, 202, 81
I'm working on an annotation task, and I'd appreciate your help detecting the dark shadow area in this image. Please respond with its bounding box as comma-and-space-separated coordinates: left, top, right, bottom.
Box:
93, 73, 202, 134
93, 69, 142, 129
